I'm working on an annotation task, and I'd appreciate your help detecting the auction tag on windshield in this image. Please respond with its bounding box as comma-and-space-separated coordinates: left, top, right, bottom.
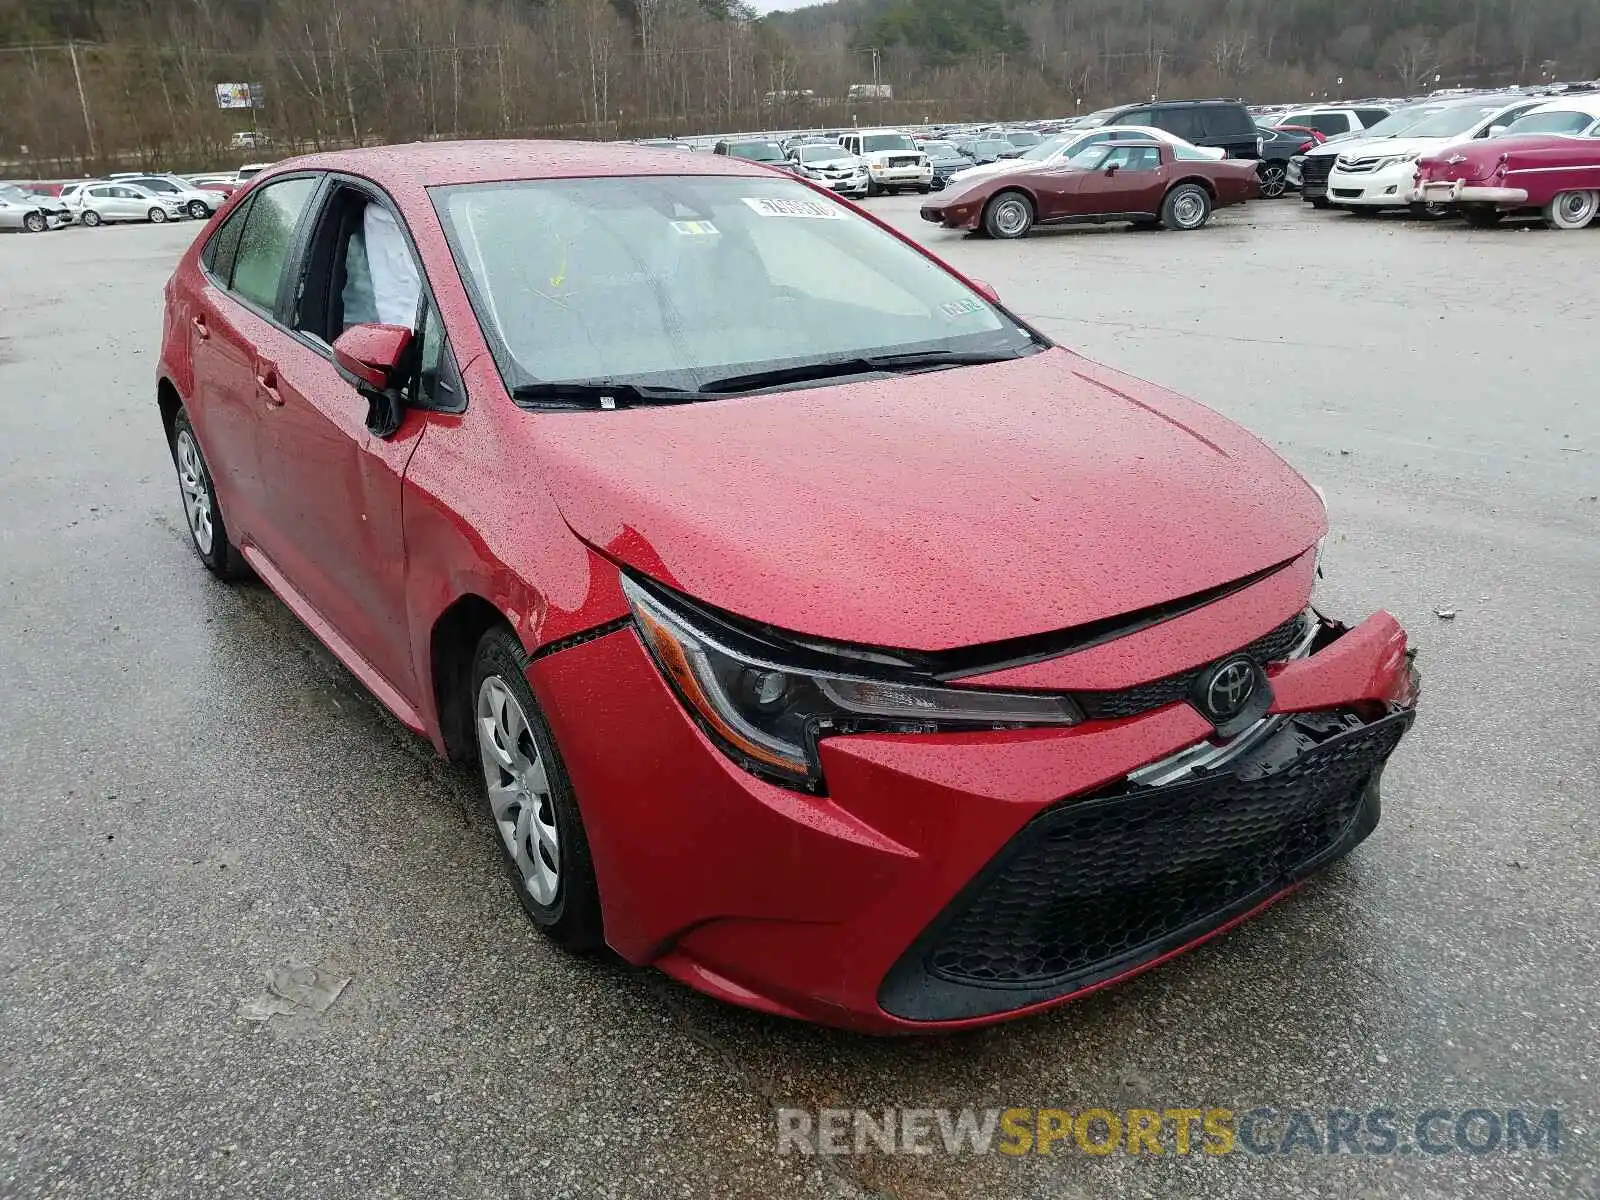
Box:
671, 220, 720, 236
940, 297, 985, 318
742, 196, 844, 219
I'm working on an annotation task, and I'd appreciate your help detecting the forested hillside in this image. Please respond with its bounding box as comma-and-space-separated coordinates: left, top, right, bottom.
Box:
2, 0, 1595, 173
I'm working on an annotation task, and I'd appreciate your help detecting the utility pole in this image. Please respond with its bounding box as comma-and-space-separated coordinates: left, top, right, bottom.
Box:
67, 39, 98, 160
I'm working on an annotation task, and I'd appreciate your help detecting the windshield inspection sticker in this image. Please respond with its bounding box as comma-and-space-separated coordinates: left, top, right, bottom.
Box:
742, 196, 845, 219
940, 297, 986, 318
671, 220, 720, 236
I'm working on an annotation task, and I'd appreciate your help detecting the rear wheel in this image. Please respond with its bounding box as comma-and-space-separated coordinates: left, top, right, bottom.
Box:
1462, 207, 1505, 229
471, 627, 605, 951
983, 190, 1034, 239
148, 207, 168, 224
1161, 183, 1212, 231
1543, 189, 1598, 230
80, 209, 102, 227
23, 211, 47, 233
1259, 161, 1289, 199
170, 409, 247, 580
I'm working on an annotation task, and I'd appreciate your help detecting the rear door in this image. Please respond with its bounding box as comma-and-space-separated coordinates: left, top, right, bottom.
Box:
190, 175, 322, 547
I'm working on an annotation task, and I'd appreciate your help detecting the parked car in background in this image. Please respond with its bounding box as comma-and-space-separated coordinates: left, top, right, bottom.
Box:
1269, 106, 1392, 138
111, 173, 228, 218
836, 128, 933, 194
636, 138, 694, 152
954, 136, 1022, 165
1325, 95, 1549, 214
713, 139, 787, 165
787, 143, 869, 196
230, 131, 270, 150
1415, 131, 1600, 228
921, 139, 1259, 238
950, 125, 1224, 187
67, 180, 189, 226
1000, 128, 1043, 150
918, 141, 977, 189
157, 140, 1416, 1033
1079, 99, 1263, 160
0, 184, 72, 229
1295, 102, 1455, 206
1255, 126, 1323, 197
186, 174, 244, 198
235, 163, 273, 182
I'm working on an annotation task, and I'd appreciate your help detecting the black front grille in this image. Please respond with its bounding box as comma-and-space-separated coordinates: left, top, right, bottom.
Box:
879, 709, 1412, 1021
1075, 611, 1306, 721
1300, 155, 1334, 195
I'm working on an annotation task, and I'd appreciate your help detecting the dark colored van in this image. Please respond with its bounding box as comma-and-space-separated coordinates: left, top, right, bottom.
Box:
1088, 100, 1261, 159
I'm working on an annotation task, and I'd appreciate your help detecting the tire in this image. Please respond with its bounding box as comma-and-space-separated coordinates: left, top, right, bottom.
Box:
1309, 196, 1331, 210
188, 200, 210, 219
865, 179, 882, 197
983, 190, 1034, 239
1259, 161, 1289, 199
148, 207, 168, 224
930, 178, 946, 191
80, 209, 102, 227
1542, 189, 1598, 230
23, 211, 47, 233
170, 409, 247, 580
1160, 183, 1212, 231
1463, 207, 1505, 229
916, 184, 931, 194
471, 626, 605, 952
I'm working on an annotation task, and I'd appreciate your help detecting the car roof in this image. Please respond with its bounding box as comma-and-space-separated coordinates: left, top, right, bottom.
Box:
263, 140, 776, 189
1524, 93, 1600, 117
1117, 98, 1244, 109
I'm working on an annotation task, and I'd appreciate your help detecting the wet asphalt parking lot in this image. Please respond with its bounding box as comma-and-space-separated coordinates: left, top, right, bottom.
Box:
1, 196, 1597, 1200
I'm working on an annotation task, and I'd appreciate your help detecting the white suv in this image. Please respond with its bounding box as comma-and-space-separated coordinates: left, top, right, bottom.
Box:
836, 129, 932, 196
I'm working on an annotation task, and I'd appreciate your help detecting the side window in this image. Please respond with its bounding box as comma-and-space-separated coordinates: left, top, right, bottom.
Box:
1118, 109, 1153, 127
202, 195, 254, 280
1123, 146, 1162, 171
1305, 113, 1349, 136
1354, 108, 1390, 127
230, 176, 319, 312
1159, 109, 1205, 141
1201, 107, 1254, 138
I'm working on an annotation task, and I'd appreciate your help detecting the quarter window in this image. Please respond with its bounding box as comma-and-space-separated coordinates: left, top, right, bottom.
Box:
230, 176, 319, 312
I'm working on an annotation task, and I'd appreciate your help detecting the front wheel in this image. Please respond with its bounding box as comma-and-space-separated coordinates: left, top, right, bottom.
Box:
916, 184, 931, 194
1258, 161, 1289, 199
148, 207, 168, 224
23, 211, 47, 233
983, 190, 1034, 239
187, 200, 210, 219
1543, 189, 1598, 230
170, 409, 247, 579
80, 209, 102, 227
1161, 183, 1212, 231
471, 627, 605, 951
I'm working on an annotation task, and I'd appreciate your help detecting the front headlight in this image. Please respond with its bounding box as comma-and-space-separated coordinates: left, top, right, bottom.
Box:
622, 575, 1082, 790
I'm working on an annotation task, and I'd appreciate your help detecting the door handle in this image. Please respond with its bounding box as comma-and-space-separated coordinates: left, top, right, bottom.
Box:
256, 364, 284, 407
191, 314, 209, 340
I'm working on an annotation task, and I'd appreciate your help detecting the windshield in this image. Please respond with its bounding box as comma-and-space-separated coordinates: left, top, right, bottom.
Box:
1358, 105, 1445, 138
1019, 136, 1070, 161
1004, 131, 1041, 147
921, 142, 961, 158
861, 134, 916, 153
728, 142, 784, 162
1401, 104, 1503, 138
1504, 110, 1595, 135
432, 176, 1036, 394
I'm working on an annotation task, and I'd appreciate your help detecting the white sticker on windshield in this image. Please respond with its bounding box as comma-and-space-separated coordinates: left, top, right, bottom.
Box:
940, 298, 985, 318
671, 220, 720, 236
741, 196, 845, 219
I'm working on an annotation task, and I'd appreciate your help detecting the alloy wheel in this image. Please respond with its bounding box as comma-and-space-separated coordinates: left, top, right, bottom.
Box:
81, 210, 101, 226
992, 197, 1031, 237
149, 207, 168, 224
174, 429, 215, 555
188, 200, 209, 219
24, 212, 47, 233
476, 676, 561, 906
1259, 164, 1288, 199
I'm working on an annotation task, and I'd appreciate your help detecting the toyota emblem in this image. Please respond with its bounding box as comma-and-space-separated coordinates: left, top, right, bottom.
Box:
1203, 658, 1257, 721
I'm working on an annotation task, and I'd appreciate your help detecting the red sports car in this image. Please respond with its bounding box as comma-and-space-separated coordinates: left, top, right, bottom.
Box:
156, 142, 1417, 1033
919, 139, 1260, 237
1414, 132, 1600, 228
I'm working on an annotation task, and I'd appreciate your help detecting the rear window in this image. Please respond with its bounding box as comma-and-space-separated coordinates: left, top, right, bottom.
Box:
1156, 108, 1204, 141
728, 142, 784, 163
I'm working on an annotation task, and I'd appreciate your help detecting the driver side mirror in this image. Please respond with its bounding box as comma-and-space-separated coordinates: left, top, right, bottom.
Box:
333, 323, 413, 437
1105, 163, 1121, 176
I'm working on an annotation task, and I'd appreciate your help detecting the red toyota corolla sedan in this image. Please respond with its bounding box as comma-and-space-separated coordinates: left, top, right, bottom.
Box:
156, 142, 1419, 1033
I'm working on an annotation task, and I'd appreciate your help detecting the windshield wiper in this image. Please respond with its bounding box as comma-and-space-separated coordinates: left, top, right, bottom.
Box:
511, 380, 708, 409
695, 348, 1029, 395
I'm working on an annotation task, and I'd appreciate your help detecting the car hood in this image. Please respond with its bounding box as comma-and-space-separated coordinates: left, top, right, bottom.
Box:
531, 349, 1326, 651
949, 161, 1014, 182
1339, 135, 1463, 158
